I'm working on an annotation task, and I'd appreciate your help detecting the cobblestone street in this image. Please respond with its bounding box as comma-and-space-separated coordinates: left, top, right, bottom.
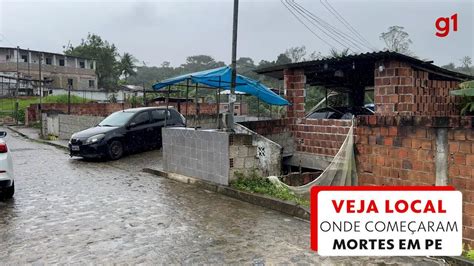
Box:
0, 128, 446, 264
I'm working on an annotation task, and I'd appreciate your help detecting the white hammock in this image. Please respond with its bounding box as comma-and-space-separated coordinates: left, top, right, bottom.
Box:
268, 119, 357, 197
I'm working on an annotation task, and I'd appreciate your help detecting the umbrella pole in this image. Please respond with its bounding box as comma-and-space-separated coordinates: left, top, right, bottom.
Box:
165, 85, 170, 126
195, 83, 198, 129
257, 97, 260, 121
185, 79, 189, 128
217, 76, 221, 129
240, 94, 243, 115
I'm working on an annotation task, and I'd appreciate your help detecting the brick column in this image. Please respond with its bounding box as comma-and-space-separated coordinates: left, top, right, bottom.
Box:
374, 60, 414, 115
284, 68, 306, 122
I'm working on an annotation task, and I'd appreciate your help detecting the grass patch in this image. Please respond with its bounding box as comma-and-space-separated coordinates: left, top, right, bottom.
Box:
230, 170, 309, 207
0, 95, 91, 122
463, 245, 474, 261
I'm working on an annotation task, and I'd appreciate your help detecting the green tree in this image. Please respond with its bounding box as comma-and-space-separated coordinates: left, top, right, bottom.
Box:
450, 80, 474, 115
119, 52, 138, 81
380, 26, 412, 55
329, 48, 351, 58
275, 53, 292, 65
65, 33, 121, 90
459, 56, 473, 75
442, 62, 456, 71
180, 55, 225, 73
285, 46, 307, 63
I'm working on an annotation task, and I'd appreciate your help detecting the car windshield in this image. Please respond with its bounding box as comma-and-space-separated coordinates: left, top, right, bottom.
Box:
98, 111, 135, 127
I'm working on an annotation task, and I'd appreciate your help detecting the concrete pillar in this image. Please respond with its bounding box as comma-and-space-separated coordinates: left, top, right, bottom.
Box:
75, 58, 78, 68
283, 68, 306, 122
64, 56, 68, 67
84, 59, 88, 69
92, 60, 96, 70
13, 48, 18, 62
435, 128, 448, 186
28, 51, 32, 63
52, 55, 57, 66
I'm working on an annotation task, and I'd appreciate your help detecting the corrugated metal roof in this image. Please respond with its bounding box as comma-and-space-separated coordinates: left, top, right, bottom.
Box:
255, 51, 473, 81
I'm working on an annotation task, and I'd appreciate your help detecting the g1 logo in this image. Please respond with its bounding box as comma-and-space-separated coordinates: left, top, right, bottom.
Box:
435, 13, 458, 38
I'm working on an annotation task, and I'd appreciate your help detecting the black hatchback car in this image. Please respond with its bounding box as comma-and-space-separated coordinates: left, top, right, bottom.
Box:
69, 107, 185, 160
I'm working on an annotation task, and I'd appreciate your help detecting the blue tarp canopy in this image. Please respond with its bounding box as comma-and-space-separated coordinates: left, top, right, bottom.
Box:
152, 66, 290, 106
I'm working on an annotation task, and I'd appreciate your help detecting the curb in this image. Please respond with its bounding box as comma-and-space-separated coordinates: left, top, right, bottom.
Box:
6, 126, 68, 151
441, 256, 474, 266
142, 168, 310, 221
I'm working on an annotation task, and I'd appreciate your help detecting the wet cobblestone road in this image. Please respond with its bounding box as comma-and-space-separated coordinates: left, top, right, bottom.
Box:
0, 129, 447, 264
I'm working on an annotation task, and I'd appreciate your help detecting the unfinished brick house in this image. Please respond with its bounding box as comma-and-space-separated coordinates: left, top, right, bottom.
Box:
251, 51, 474, 245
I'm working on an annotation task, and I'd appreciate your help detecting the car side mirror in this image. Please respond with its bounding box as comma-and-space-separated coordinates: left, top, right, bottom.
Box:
0, 131, 7, 138
127, 122, 137, 129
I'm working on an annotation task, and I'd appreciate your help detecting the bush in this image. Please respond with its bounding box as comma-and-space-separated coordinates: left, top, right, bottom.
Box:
230, 170, 309, 207
43, 95, 90, 104
16, 108, 25, 123
450, 80, 474, 115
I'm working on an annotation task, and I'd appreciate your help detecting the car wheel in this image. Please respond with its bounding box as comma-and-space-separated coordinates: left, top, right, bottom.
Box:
107, 140, 123, 160
4, 182, 14, 199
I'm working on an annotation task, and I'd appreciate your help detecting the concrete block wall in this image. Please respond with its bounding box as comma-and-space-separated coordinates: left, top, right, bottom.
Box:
228, 134, 261, 181
239, 119, 294, 156
58, 114, 104, 139
234, 123, 282, 177
162, 128, 230, 185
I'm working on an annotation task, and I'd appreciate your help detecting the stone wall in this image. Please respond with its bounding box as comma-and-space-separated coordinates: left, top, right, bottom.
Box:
228, 134, 261, 180
162, 128, 231, 185
355, 115, 474, 246
234, 123, 282, 176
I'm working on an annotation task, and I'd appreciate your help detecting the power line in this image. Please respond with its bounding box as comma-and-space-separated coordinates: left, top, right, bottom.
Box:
289, 0, 372, 52
0, 33, 15, 46
280, 0, 336, 50
320, 0, 376, 51
285, 0, 363, 53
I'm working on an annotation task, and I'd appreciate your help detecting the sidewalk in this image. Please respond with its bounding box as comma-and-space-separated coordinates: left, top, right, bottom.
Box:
6, 126, 69, 150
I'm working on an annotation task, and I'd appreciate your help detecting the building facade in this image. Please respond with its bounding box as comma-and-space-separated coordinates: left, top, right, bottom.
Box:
0, 47, 98, 96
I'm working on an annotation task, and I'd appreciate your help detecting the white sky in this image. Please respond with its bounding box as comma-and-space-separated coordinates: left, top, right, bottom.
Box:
0, 0, 473, 67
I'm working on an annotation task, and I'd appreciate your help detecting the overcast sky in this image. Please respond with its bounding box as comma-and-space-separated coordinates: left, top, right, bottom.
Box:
0, 0, 472, 67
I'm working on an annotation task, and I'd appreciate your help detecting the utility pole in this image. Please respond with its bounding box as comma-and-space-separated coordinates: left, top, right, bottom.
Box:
39, 53, 43, 136
67, 84, 71, 114
143, 82, 147, 106
15, 46, 19, 125
227, 0, 239, 130
39, 53, 42, 106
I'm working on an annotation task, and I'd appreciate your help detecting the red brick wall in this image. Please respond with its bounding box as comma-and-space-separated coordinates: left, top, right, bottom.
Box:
239, 118, 351, 157
374, 60, 414, 115
284, 68, 306, 120
291, 119, 351, 156
281, 69, 353, 157
356, 115, 474, 245
239, 119, 289, 136
172, 102, 217, 116
448, 128, 474, 247
26, 102, 218, 125
412, 70, 460, 116
374, 59, 461, 116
